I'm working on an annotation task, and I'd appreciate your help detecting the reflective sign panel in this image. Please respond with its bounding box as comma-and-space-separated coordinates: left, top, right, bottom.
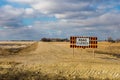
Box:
76, 38, 89, 46
70, 36, 97, 48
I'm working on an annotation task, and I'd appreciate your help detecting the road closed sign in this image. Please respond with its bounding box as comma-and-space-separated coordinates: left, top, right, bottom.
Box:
76, 38, 89, 46
70, 36, 97, 48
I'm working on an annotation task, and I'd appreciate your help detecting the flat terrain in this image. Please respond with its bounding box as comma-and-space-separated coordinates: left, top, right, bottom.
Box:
0, 41, 120, 80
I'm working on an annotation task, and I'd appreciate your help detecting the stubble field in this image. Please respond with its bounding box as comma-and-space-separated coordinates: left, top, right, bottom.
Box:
0, 41, 120, 80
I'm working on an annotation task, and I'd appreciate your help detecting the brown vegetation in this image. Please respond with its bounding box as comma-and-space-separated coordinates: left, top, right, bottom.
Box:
0, 41, 120, 80
41, 38, 69, 42
0, 41, 38, 55
93, 42, 120, 58
19, 42, 38, 54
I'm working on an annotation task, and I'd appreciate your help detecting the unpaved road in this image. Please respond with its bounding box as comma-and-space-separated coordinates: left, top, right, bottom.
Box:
0, 42, 119, 65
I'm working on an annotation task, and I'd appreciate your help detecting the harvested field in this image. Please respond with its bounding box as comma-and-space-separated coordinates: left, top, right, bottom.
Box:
0, 41, 37, 55
0, 41, 120, 80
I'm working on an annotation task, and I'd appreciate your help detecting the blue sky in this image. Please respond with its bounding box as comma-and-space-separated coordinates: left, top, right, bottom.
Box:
0, 0, 120, 40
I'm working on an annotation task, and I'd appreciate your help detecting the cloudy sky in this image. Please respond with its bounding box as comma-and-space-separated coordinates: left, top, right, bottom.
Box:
0, 0, 120, 40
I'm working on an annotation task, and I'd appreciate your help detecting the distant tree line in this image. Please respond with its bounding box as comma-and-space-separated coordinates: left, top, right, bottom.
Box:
107, 37, 120, 43
41, 38, 69, 42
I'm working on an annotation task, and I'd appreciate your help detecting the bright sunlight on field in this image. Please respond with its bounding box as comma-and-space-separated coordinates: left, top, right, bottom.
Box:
0, 41, 120, 80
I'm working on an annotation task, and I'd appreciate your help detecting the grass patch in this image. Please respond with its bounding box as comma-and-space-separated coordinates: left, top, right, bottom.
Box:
0, 61, 119, 80
0, 66, 113, 80
0, 42, 120, 80
0, 42, 38, 56
95, 50, 120, 58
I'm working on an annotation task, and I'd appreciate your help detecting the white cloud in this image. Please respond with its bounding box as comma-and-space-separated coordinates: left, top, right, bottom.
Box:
83, 12, 120, 26
25, 8, 34, 15
7, 0, 98, 18
1, 5, 24, 18
0, 5, 24, 28
0, 5, 36, 28
7, 0, 34, 4
0, 0, 119, 40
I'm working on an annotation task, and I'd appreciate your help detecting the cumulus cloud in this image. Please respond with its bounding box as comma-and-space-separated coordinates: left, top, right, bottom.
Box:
7, 0, 100, 19
0, 5, 36, 28
25, 8, 34, 15
0, 0, 119, 40
7, 0, 34, 4
0, 5, 24, 29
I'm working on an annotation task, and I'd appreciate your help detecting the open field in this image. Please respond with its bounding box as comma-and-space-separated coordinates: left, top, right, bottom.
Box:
0, 41, 120, 80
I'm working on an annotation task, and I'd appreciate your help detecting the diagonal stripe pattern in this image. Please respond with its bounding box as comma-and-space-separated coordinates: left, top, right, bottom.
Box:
70, 36, 97, 49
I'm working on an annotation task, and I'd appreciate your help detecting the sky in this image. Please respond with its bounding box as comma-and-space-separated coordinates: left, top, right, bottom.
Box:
0, 0, 120, 40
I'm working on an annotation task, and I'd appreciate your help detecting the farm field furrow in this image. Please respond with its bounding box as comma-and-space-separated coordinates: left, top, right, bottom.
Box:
0, 41, 120, 80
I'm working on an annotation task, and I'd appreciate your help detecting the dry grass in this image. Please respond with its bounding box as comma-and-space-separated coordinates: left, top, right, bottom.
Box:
0, 41, 37, 55
0, 41, 120, 80
19, 42, 38, 54
92, 42, 120, 58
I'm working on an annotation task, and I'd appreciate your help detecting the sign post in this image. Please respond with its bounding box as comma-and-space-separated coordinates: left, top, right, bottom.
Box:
73, 48, 74, 57
93, 49, 95, 58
